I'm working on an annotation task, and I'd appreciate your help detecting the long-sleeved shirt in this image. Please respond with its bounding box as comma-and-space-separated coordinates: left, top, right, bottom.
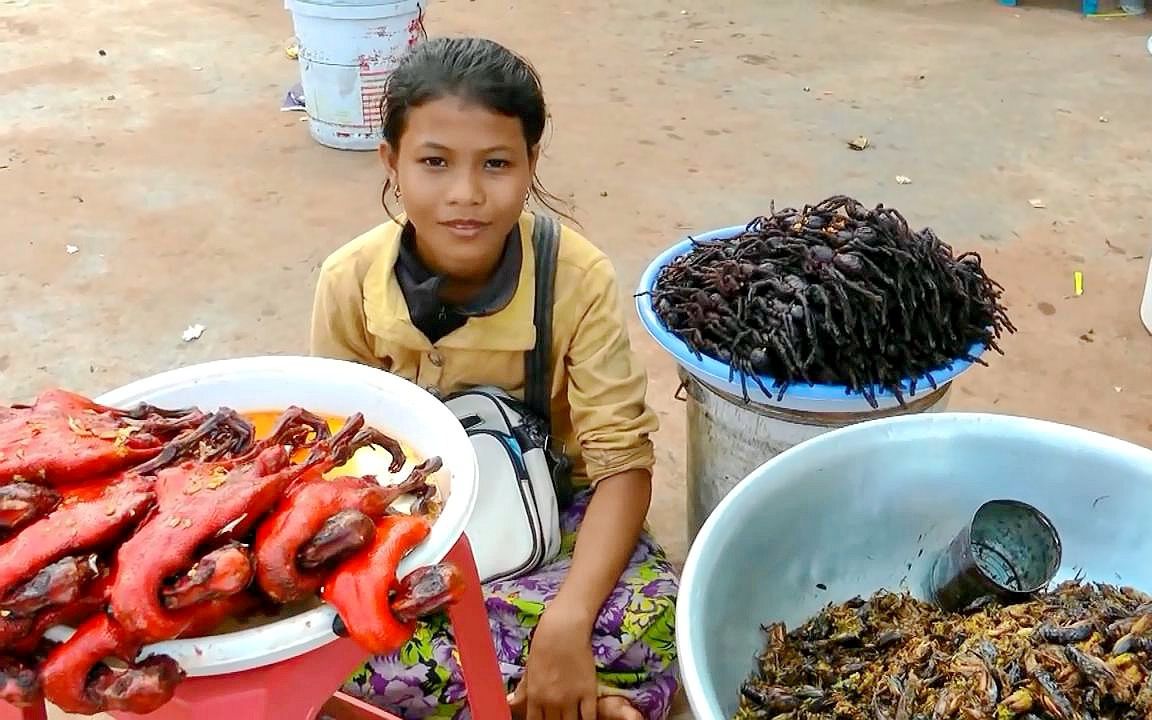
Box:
309, 211, 659, 487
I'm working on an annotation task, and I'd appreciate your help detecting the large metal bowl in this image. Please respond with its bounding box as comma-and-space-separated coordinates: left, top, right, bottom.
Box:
677, 412, 1152, 719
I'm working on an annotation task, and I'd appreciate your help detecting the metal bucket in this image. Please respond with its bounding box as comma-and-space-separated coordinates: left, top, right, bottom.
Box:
682, 369, 952, 541
676, 412, 1152, 719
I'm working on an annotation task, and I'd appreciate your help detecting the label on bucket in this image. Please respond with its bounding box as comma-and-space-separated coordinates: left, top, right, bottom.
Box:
358, 67, 389, 127
302, 61, 365, 126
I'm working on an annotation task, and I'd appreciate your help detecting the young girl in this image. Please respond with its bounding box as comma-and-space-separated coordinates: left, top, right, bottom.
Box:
309, 36, 680, 720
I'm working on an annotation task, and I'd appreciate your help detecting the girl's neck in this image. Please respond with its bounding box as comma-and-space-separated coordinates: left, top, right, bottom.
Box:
438, 278, 488, 306
404, 221, 521, 309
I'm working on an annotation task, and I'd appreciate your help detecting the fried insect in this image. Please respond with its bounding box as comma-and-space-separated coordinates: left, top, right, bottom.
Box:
736, 581, 1152, 720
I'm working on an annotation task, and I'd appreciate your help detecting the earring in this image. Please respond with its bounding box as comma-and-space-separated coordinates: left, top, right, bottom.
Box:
524, 192, 530, 208
394, 185, 402, 200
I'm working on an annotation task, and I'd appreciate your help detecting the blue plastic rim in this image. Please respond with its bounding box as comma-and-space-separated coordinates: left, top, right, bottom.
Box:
634, 224, 991, 403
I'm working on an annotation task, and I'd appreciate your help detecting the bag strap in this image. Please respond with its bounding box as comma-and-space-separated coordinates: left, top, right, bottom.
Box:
524, 212, 560, 424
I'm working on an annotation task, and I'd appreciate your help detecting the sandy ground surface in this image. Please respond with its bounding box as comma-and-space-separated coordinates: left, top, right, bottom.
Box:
3, 0, 1151, 718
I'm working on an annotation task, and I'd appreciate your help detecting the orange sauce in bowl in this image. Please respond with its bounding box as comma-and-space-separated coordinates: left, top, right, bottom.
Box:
244, 410, 343, 464
244, 410, 345, 439
241, 410, 438, 503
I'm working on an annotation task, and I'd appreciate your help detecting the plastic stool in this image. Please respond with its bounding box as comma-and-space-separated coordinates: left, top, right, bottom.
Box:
321, 692, 404, 720
0, 535, 510, 720
997, 0, 1099, 15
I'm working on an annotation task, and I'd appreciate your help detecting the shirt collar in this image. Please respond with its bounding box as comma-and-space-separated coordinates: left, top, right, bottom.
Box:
395, 220, 522, 320
362, 212, 539, 352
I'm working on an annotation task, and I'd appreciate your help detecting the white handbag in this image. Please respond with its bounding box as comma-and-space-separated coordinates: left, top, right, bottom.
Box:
445, 213, 574, 584
445, 388, 567, 583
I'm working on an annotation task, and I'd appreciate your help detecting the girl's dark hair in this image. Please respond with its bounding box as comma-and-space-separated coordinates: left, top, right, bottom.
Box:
378, 37, 574, 223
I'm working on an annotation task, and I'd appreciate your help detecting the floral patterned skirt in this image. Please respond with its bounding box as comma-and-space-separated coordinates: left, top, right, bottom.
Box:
341, 490, 681, 719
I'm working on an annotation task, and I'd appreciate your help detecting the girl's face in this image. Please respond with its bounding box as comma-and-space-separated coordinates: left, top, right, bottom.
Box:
382, 95, 537, 286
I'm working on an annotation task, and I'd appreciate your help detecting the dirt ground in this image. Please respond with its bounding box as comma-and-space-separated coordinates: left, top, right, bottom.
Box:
3, 0, 1151, 718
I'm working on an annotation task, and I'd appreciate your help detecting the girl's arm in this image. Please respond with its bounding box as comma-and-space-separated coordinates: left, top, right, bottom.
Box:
547, 253, 659, 624
515, 471, 650, 717
514, 252, 660, 718
548, 469, 651, 628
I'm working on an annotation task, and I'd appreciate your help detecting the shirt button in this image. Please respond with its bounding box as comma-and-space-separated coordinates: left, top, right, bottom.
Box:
429, 351, 444, 367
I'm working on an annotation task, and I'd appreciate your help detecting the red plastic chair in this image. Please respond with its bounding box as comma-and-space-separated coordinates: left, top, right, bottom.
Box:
0, 536, 510, 720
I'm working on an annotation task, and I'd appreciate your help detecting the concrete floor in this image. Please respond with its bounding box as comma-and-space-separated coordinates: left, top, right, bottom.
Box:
3, 0, 1151, 718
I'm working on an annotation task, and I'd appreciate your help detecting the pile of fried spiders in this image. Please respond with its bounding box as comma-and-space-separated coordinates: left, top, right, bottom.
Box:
644, 195, 1016, 407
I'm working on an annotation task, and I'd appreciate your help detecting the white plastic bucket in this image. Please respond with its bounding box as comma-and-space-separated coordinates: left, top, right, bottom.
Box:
285, 0, 424, 151
44, 355, 478, 676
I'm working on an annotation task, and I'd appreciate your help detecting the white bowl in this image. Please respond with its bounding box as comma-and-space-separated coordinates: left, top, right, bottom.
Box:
44, 355, 478, 676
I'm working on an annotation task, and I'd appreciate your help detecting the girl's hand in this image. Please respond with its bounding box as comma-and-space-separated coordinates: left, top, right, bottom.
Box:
510, 474, 652, 720
509, 605, 598, 720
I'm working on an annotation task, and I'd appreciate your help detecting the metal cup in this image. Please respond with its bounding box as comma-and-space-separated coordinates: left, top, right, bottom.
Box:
929, 499, 1062, 612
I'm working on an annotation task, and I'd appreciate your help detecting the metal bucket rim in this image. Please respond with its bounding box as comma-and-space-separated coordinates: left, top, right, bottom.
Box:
681, 368, 951, 427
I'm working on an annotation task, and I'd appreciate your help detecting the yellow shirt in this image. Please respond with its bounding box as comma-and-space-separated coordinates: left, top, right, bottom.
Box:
309, 211, 659, 487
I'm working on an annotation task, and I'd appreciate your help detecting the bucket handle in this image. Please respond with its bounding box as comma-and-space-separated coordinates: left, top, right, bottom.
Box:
414, 2, 428, 42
